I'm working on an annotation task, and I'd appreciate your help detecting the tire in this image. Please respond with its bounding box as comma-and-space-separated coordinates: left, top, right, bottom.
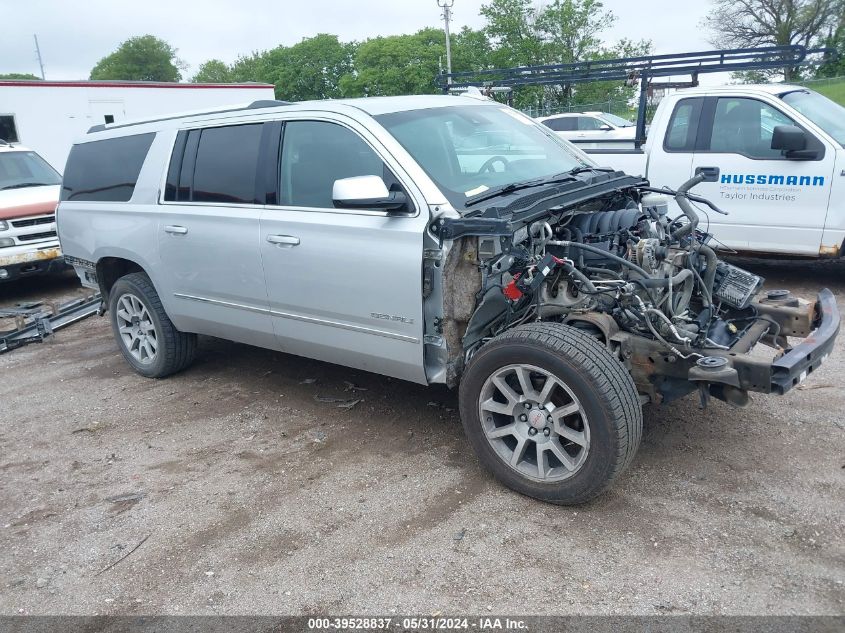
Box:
108, 272, 196, 378
459, 322, 642, 505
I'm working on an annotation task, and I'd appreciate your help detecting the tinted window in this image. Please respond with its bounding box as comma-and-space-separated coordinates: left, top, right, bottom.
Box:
664, 98, 702, 152
709, 98, 795, 158
0, 115, 19, 143
0, 151, 61, 190
192, 124, 263, 204
280, 121, 386, 208
61, 133, 154, 202
543, 117, 576, 132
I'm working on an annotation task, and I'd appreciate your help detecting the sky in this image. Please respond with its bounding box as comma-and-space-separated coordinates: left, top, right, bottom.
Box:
4, 0, 717, 82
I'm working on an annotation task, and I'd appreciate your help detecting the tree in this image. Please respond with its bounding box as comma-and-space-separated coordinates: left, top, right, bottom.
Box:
817, 2, 845, 77
340, 29, 446, 97
191, 60, 232, 83
702, 0, 840, 80
262, 34, 356, 100
480, 0, 544, 69
0, 73, 41, 80
90, 35, 184, 82
477, 0, 650, 110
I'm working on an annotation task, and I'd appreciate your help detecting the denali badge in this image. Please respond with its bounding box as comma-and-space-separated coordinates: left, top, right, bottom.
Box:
371, 312, 414, 325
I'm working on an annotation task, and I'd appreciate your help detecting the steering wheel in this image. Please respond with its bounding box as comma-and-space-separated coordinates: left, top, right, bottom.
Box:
478, 155, 510, 174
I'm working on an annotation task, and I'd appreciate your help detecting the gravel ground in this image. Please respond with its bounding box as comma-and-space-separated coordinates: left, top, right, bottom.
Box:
0, 260, 843, 616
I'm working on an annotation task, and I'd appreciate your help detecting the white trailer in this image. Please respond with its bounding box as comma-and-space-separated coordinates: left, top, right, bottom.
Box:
0, 80, 276, 171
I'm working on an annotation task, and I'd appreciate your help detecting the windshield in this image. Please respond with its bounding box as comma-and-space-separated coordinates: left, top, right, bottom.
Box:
376, 105, 588, 208
0, 151, 62, 190
599, 113, 634, 127
780, 89, 845, 147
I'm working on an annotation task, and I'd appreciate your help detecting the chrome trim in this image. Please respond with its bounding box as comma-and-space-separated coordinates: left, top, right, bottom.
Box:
173, 293, 270, 315
173, 293, 420, 344
270, 308, 420, 344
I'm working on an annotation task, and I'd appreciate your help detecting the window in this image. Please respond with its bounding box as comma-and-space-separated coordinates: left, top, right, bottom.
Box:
664, 98, 702, 152
376, 105, 585, 209
0, 115, 19, 143
192, 124, 264, 204
709, 98, 796, 159
781, 89, 845, 148
542, 117, 576, 132
61, 133, 155, 202
280, 121, 388, 208
0, 151, 61, 191
577, 116, 605, 131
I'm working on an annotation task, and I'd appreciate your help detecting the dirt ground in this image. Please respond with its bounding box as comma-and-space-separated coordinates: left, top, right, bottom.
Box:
0, 260, 843, 616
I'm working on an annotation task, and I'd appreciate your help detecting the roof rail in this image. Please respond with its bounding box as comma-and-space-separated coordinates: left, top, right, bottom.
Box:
247, 99, 292, 109
86, 100, 295, 134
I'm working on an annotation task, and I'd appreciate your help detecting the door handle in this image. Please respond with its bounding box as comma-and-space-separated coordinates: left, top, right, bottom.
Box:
266, 234, 300, 247
164, 225, 188, 235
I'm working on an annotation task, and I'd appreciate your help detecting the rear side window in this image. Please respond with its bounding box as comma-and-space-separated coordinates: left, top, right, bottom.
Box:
543, 117, 576, 132
61, 133, 155, 202
165, 124, 264, 204
663, 98, 703, 152
0, 115, 19, 143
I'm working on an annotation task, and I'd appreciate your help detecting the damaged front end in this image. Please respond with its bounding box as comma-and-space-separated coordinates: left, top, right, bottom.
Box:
430, 169, 840, 406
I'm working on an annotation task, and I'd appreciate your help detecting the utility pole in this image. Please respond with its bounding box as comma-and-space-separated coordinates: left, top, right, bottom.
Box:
33, 35, 45, 79
437, 0, 454, 85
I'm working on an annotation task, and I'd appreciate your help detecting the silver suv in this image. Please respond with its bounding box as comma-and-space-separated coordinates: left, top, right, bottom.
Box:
58, 95, 839, 504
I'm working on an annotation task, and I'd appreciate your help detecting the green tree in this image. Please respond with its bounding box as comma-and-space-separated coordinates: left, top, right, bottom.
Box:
477, 0, 649, 110
0, 73, 41, 80
191, 59, 232, 83
480, 0, 544, 68
90, 35, 184, 82
702, 0, 839, 80
340, 28, 446, 97
262, 34, 356, 100
451, 27, 494, 74
817, 2, 845, 77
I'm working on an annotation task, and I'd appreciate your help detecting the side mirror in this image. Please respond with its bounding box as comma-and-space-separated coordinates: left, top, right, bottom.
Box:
332, 175, 408, 211
771, 125, 819, 160
599, 125, 613, 131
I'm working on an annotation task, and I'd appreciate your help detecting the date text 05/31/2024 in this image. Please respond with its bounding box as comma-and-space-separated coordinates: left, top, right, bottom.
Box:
307, 617, 529, 630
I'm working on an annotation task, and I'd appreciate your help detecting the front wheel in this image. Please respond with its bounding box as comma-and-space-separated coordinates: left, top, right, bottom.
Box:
458, 323, 642, 504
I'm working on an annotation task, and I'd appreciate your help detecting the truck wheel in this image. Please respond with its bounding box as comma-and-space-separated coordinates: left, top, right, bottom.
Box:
459, 323, 642, 505
108, 272, 196, 378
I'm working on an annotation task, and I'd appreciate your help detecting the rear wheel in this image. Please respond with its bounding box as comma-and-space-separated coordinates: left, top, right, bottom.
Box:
459, 323, 642, 504
108, 272, 196, 378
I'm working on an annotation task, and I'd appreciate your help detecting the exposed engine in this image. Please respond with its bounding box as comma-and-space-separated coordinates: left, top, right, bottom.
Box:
464, 171, 777, 404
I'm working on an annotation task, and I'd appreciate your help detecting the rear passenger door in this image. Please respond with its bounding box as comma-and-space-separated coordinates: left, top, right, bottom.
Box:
156, 121, 279, 350
259, 117, 429, 383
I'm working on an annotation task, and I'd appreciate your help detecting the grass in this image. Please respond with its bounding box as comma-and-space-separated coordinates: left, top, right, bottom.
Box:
798, 77, 845, 105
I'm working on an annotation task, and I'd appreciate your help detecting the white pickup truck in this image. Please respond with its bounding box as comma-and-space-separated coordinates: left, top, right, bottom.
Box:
585, 84, 845, 258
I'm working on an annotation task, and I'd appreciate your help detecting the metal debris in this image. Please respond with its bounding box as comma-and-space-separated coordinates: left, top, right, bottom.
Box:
0, 292, 102, 354
94, 533, 152, 576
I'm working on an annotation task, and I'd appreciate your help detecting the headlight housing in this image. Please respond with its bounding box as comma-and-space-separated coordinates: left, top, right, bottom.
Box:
0, 220, 8, 231
0, 237, 14, 248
